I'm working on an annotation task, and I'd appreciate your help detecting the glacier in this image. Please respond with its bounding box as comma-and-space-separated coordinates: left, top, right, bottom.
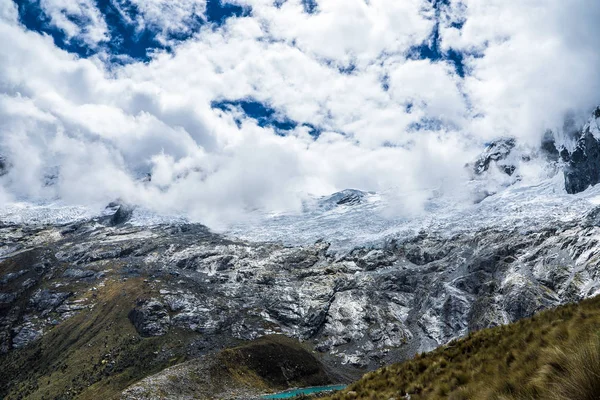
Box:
2, 173, 599, 252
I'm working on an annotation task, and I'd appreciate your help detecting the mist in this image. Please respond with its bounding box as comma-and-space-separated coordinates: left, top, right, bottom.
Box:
1, 0, 600, 228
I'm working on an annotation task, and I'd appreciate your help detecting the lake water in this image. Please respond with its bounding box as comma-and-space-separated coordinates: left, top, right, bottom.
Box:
261, 384, 347, 399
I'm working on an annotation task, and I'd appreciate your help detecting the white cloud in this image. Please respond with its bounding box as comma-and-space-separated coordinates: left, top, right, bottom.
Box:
0, 0, 18, 23
38, 0, 109, 47
442, 0, 600, 145
1, 0, 600, 227
111, 0, 207, 43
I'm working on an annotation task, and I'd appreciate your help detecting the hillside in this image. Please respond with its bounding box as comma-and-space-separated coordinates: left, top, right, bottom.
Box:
123, 335, 335, 400
323, 295, 600, 400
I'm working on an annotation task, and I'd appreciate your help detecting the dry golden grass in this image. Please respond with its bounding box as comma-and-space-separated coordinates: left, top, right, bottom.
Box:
323, 295, 600, 400
0, 277, 195, 400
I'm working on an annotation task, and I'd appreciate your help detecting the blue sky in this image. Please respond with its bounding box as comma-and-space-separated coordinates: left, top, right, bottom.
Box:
16, 0, 248, 61
14, 0, 469, 133
1, 0, 600, 225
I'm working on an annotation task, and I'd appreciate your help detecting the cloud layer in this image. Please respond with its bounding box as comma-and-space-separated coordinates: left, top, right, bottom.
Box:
1, 0, 600, 227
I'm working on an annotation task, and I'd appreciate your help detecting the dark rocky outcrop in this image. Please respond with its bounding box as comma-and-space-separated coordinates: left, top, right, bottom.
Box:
110, 204, 135, 226
472, 138, 516, 176
563, 130, 600, 194
561, 107, 600, 194
29, 289, 72, 314
0, 156, 8, 177
11, 323, 42, 349
101, 201, 135, 226
128, 299, 170, 337
319, 189, 370, 210
541, 131, 560, 162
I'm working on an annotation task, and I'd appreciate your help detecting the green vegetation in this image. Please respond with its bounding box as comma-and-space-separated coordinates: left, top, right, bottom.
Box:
218, 335, 332, 390
0, 276, 198, 400
0, 258, 333, 400
123, 335, 335, 399
323, 295, 600, 400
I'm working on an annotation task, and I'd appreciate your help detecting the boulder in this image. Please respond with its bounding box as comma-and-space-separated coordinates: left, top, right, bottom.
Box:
29, 289, 72, 313
128, 299, 170, 337
12, 322, 42, 349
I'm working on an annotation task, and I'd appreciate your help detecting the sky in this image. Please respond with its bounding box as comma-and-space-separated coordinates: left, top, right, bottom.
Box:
1, 0, 600, 228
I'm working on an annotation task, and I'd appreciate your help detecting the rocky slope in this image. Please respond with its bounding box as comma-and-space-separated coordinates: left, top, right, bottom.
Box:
2, 198, 600, 398
3, 109, 600, 398
563, 108, 600, 194
122, 335, 333, 400
322, 293, 600, 400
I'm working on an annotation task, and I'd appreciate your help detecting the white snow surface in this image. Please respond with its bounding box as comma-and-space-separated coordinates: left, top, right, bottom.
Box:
227, 175, 600, 249
2, 174, 600, 250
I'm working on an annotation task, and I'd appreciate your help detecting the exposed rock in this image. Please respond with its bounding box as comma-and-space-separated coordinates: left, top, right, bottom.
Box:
472, 138, 517, 176
29, 289, 71, 314
0, 293, 16, 305
111, 205, 134, 226
11, 322, 42, 349
333, 190, 368, 206
21, 278, 36, 290
56, 300, 90, 314
0, 270, 26, 285
0, 155, 8, 177
62, 268, 96, 280
319, 189, 370, 210
563, 130, 600, 194
103, 201, 135, 226
541, 130, 560, 162
128, 299, 170, 337
585, 206, 600, 227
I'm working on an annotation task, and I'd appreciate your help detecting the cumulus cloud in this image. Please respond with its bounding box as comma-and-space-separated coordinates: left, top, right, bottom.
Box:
37, 0, 109, 47
1, 0, 600, 227
111, 0, 206, 42
442, 0, 600, 145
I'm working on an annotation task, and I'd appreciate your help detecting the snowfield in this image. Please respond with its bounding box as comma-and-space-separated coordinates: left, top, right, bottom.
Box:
2, 172, 600, 251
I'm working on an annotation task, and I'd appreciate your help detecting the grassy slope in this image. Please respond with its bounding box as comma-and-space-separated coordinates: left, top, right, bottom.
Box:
218, 335, 332, 390
0, 275, 199, 400
323, 295, 600, 400
0, 250, 334, 400
123, 335, 334, 399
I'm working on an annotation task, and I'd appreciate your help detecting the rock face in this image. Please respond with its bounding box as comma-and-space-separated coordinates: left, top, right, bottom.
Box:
472, 138, 517, 176
2, 213, 600, 376
563, 125, 600, 194
101, 201, 135, 226
469, 108, 600, 195
317, 189, 371, 211
11, 322, 42, 349
541, 131, 560, 162
128, 299, 170, 337
0, 156, 7, 177
561, 107, 600, 194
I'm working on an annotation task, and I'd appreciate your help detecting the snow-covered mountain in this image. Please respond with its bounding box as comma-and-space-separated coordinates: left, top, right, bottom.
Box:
2, 109, 600, 251
5, 109, 600, 398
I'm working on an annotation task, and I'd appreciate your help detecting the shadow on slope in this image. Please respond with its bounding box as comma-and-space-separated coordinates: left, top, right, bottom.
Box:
123, 335, 335, 399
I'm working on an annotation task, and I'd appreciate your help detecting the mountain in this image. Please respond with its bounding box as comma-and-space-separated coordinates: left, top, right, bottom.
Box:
3, 109, 600, 398
3, 198, 600, 398
321, 294, 600, 400
562, 107, 600, 194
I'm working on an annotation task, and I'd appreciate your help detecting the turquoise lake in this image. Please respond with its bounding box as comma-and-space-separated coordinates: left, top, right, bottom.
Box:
261, 384, 347, 399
